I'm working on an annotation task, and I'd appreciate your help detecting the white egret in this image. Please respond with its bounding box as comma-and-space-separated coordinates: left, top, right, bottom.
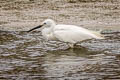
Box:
28, 19, 104, 48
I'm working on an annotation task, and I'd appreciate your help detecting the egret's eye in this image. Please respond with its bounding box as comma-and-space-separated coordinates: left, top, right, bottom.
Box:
44, 23, 46, 25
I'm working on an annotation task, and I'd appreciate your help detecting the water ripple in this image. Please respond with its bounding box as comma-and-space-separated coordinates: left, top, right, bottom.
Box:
0, 31, 120, 80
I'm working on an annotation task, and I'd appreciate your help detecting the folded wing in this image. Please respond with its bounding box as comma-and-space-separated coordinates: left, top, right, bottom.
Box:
53, 25, 104, 43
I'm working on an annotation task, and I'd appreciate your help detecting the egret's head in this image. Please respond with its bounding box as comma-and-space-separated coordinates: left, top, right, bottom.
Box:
28, 19, 56, 32
42, 19, 56, 27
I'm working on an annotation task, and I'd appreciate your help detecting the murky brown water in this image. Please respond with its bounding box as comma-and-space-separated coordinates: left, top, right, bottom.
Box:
0, 31, 120, 80
0, 0, 120, 80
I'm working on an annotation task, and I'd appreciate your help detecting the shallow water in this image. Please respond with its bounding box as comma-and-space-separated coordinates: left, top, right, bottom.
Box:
0, 31, 120, 80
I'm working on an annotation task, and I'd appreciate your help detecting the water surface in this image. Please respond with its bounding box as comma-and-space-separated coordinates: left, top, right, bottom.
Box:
0, 31, 120, 80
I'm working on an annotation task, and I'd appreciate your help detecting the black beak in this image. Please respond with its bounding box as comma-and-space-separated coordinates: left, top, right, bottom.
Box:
27, 25, 43, 32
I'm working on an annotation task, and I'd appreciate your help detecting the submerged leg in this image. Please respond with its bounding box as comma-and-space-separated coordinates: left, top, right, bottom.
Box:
68, 43, 74, 48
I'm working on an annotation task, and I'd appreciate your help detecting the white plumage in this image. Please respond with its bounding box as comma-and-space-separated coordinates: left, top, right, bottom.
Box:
28, 19, 104, 48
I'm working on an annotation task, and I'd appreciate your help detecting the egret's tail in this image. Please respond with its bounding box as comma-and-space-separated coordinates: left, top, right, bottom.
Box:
90, 30, 105, 39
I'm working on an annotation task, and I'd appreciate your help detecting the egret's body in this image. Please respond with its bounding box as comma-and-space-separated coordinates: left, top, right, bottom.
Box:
28, 19, 104, 48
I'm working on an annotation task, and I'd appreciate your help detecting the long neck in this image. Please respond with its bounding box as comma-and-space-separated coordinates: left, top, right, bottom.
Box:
49, 22, 56, 31
42, 24, 55, 34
